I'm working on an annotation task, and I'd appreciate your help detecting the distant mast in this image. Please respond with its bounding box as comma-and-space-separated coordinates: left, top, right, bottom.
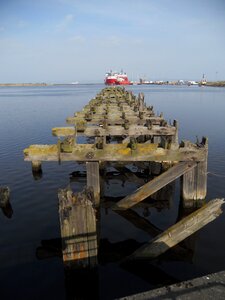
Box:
200, 73, 207, 85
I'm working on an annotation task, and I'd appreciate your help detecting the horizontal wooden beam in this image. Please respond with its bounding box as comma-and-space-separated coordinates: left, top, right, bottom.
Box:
85, 125, 176, 137
113, 162, 197, 210
67, 116, 163, 126
52, 125, 176, 137
24, 143, 206, 162
52, 127, 75, 136
126, 198, 224, 260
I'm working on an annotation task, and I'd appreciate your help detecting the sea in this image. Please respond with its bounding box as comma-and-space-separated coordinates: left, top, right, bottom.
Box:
0, 84, 225, 299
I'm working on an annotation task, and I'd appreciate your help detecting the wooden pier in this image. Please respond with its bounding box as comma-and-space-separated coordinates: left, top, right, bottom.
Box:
24, 87, 223, 270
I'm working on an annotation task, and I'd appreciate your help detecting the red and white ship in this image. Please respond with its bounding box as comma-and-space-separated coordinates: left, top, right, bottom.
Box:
104, 70, 131, 85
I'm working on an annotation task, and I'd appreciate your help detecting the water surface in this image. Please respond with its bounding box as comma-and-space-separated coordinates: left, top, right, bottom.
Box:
0, 84, 225, 299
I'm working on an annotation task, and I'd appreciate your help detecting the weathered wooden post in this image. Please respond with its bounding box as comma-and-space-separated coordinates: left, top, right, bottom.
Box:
31, 160, 42, 180
172, 120, 179, 147
181, 137, 208, 207
58, 186, 98, 269
0, 186, 13, 218
0, 186, 10, 208
86, 162, 100, 206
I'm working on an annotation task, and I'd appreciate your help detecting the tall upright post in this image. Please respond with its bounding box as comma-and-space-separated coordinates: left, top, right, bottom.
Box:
86, 162, 100, 207
196, 137, 208, 199
172, 120, 179, 148
181, 137, 208, 206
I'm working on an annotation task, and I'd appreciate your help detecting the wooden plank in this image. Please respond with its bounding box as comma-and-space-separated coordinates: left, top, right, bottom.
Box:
86, 162, 100, 206
127, 198, 224, 260
67, 117, 163, 126
24, 144, 207, 162
84, 125, 176, 137
58, 187, 98, 269
52, 127, 75, 137
113, 162, 197, 210
70, 110, 159, 121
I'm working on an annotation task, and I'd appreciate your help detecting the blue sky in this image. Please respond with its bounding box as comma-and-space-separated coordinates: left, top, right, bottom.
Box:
0, 0, 225, 83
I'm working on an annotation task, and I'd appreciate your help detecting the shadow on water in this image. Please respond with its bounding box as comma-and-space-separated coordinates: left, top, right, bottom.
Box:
1, 201, 13, 218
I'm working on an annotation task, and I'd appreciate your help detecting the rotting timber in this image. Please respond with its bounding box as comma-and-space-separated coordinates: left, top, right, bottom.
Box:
24, 86, 223, 270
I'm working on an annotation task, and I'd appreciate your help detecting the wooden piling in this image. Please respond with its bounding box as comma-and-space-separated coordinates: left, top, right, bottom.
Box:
31, 160, 42, 180
0, 186, 10, 208
86, 162, 100, 206
181, 137, 208, 206
58, 187, 98, 269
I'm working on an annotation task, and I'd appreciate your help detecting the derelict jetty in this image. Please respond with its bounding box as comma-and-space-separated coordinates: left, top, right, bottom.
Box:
23, 87, 224, 296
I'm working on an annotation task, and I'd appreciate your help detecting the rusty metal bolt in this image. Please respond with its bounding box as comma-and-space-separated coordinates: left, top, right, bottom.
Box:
129, 137, 137, 150
86, 152, 94, 159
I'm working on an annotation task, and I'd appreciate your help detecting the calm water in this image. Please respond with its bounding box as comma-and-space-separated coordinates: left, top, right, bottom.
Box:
0, 84, 225, 299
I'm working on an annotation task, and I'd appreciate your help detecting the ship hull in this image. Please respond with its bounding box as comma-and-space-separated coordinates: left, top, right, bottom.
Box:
115, 80, 130, 85
105, 78, 117, 85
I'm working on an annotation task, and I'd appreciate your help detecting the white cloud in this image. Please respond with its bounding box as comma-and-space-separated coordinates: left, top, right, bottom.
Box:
56, 14, 74, 31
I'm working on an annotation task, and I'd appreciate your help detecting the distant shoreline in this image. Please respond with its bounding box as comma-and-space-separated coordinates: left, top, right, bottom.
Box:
0, 83, 101, 87
204, 81, 225, 87
0, 81, 225, 87
0, 83, 49, 87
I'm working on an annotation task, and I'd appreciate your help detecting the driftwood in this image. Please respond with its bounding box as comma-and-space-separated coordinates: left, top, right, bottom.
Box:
126, 198, 224, 260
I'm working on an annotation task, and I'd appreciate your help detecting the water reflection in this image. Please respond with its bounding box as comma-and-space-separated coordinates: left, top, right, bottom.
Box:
34, 163, 200, 299
1, 85, 225, 299
1, 201, 13, 218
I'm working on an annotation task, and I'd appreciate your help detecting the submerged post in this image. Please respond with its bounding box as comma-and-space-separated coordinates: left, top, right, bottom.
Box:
31, 160, 42, 180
